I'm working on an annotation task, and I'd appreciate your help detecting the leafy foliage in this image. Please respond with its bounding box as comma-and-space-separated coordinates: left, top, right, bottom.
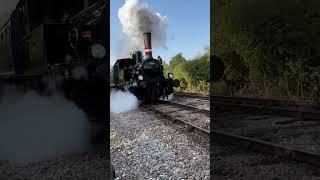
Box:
213, 0, 320, 99
164, 48, 210, 94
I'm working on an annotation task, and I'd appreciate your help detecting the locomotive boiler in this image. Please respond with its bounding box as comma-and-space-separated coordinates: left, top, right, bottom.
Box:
112, 32, 180, 103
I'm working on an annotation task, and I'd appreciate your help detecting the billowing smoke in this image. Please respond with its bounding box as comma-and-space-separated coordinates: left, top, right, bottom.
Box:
118, 0, 168, 52
110, 90, 139, 113
0, 86, 90, 165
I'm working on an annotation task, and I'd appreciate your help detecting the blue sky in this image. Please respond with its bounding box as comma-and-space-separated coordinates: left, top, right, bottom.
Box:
110, 0, 210, 65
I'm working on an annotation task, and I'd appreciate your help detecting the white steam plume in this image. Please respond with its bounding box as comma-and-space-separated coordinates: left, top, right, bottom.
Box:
110, 90, 139, 113
118, 0, 168, 51
0, 86, 90, 165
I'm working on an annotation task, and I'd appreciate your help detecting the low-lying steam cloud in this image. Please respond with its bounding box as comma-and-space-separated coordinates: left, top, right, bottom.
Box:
0, 86, 90, 165
110, 90, 139, 113
118, 0, 168, 51
159, 93, 174, 101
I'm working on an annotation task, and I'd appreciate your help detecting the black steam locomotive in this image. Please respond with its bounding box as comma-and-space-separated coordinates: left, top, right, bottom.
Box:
0, 0, 109, 153
0, 0, 106, 92
0, 0, 108, 110
0, 0, 114, 177
112, 32, 180, 103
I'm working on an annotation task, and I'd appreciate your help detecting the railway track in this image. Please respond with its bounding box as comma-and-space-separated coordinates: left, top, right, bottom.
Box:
111, 101, 210, 179
160, 92, 320, 167
212, 95, 320, 120
175, 92, 209, 100
143, 99, 210, 138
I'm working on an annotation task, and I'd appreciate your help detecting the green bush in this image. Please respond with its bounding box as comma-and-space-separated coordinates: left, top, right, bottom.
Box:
164, 48, 210, 94
213, 0, 320, 100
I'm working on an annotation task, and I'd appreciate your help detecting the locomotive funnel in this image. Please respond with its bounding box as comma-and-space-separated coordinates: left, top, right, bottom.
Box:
143, 32, 153, 59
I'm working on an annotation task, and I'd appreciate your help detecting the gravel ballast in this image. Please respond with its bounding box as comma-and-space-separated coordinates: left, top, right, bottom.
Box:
0, 150, 109, 179
111, 110, 210, 179
212, 142, 320, 179
171, 96, 209, 111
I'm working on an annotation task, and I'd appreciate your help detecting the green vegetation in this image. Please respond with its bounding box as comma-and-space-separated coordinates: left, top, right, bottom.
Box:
212, 0, 320, 100
164, 48, 210, 95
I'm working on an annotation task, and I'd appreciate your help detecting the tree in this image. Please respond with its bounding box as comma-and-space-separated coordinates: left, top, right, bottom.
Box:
213, 0, 320, 98
165, 48, 210, 93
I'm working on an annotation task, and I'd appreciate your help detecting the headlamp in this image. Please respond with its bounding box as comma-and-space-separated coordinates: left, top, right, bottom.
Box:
91, 43, 106, 59
168, 73, 174, 79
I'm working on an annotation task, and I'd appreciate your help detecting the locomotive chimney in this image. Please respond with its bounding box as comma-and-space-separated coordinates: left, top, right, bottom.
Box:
143, 32, 153, 59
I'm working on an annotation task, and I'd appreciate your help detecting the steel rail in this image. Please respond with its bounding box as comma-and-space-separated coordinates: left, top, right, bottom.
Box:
213, 130, 320, 166
157, 100, 210, 116
143, 102, 210, 138
148, 97, 320, 167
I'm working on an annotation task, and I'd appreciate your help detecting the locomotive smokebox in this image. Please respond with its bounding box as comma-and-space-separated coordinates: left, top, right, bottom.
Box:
143, 32, 153, 59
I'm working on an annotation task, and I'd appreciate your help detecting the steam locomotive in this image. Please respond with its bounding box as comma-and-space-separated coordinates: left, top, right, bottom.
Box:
0, 0, 107, 95
0, 0, 110, 160
0, 0, 114, 178
0, 0, 109, 124
112, 32, 180, 103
